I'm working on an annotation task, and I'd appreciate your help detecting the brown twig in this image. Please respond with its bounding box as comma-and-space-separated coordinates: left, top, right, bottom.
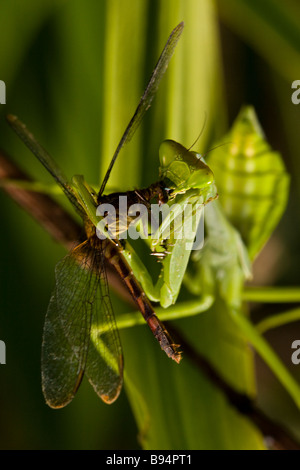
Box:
0, 148, 299, 449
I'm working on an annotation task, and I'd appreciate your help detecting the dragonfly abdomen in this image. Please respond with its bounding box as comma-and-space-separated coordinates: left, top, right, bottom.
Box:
104, 239, 182, 363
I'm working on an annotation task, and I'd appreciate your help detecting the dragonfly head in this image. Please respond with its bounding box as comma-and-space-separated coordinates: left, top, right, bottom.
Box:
159, 140, 214, 196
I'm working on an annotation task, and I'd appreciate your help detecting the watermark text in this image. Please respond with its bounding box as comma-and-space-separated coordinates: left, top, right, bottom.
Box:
291, 340, 300, 365
291, 80, 300, 104
0, 340, 6, 364
0, 80, 6, 104
95, 197, 205, 251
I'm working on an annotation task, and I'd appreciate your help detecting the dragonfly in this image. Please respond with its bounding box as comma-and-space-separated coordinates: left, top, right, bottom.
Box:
7, 22, 185, 408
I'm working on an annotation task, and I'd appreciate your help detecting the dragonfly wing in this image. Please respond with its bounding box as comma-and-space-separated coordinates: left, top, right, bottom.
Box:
42, 289, 84, 408
77, 242, 124, 404
6, 115, 83, 216
42, 241, 123, 408
99, 22, 184, 195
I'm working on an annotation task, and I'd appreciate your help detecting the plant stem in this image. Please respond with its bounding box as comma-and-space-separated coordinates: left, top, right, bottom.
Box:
243, 286, 300, 303
116, 296, 214, 330
256, 307, 300, 334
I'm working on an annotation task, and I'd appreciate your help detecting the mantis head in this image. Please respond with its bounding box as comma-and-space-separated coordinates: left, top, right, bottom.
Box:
158, 140, 214, 197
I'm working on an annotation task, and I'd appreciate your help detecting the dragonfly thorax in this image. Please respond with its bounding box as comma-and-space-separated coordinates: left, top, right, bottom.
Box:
96, 182, 169, 239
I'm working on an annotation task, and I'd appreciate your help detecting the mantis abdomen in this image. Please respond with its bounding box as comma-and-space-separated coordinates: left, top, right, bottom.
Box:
207, 107, 290, 260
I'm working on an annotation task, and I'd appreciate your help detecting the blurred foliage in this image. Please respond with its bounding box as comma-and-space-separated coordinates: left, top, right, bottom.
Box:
0, 0, 299, 450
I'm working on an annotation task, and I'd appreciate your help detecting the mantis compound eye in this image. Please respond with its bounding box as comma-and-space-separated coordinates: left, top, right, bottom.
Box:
159, 139, 187, 168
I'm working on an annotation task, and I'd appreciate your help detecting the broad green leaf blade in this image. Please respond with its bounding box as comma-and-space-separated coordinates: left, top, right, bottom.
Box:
207, 106, 290, 260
